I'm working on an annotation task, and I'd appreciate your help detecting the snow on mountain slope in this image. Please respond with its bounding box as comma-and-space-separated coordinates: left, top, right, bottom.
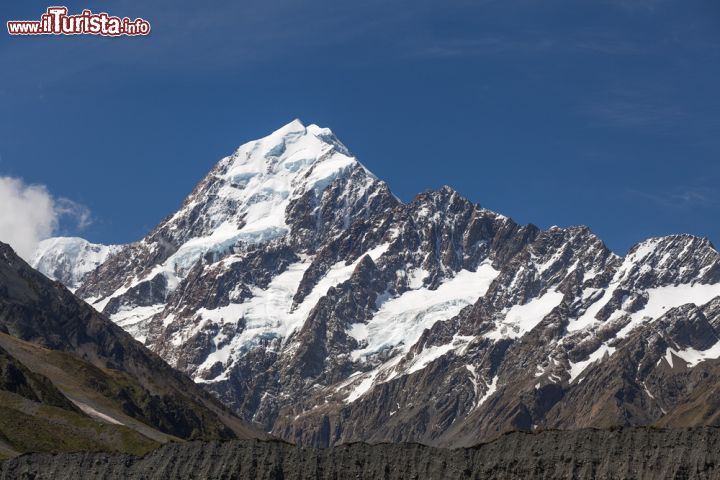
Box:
183, 243, 392, 382
349, 262, 499, 362
39, 120, 720, 448
161, 120, 370, 272
75, 119, 396, 340
31, 237, 119, 290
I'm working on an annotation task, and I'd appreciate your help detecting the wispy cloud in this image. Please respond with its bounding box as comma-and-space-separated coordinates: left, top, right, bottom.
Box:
586, 97, 688, 130
402, 34, 556, 58
55, 197, 92, 230
579, 80, 707, 135
0, 0, 670, 92
627, 186, 720, 210
572, 30, 651, 55
406, 31, 654, 59
605, 0, 669, 13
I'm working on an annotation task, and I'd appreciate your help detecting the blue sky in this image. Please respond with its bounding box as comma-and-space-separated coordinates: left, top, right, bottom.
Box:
1, 0, 719, 254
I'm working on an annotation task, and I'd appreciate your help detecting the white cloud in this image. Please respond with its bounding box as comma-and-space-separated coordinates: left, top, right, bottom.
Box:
55, 197, 92, 230
0, 176, 91, 261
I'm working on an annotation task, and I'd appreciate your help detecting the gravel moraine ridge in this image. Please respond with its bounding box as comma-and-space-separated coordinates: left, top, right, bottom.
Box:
4, 427, 720, 479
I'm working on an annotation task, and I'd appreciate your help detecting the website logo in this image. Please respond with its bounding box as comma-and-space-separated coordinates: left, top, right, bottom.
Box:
7, 7, 151, 36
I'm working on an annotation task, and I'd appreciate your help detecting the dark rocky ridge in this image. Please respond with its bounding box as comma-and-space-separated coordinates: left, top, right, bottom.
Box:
4, 427, 720, 479
0, 241, 266, 457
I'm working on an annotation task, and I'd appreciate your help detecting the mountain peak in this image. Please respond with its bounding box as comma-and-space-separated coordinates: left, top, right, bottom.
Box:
71, 120, 398, 321
149, 121, 380, 271
270, 118, 306, 137
31, 237, 119, 290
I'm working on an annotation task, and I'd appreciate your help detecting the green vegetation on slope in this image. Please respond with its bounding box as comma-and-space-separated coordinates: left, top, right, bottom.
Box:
0, 390, 158, 456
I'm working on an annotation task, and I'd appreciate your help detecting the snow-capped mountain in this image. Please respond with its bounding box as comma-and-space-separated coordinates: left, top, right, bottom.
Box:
34, 120, 720, 447
31, 237, 119, 290
75, 119, 395, 340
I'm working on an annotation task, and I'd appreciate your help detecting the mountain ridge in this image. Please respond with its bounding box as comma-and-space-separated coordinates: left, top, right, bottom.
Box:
31, 120, 720, 447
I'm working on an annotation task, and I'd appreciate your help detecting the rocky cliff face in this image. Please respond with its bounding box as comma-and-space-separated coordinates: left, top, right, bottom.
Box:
5, 427, 720, 479
33, 120, 720, 447
0, 241, 265, 457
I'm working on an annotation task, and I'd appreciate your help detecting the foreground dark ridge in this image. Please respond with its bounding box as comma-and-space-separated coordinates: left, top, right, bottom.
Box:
0, 241, 265, 457
4, 427, 720, 479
